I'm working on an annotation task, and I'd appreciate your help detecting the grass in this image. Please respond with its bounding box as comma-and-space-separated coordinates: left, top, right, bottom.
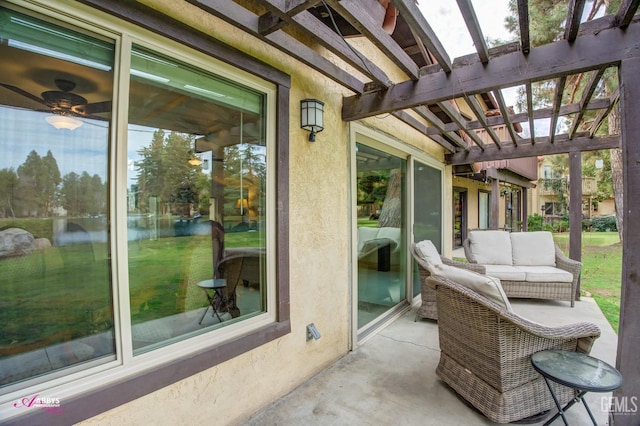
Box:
553, 232, 621, 333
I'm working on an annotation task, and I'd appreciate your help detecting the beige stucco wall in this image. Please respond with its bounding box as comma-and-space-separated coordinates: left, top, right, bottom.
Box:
78, 1, 447, 425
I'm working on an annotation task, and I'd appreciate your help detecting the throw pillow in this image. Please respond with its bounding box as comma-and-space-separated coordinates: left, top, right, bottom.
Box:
415, 240, 443, 268
432, 263, 512, 311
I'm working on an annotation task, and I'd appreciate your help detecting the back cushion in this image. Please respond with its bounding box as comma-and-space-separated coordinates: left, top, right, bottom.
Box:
414, 240, 443, 268
431, 264, 512, 311
467, 230, 512, 265
511, 231, 556, 266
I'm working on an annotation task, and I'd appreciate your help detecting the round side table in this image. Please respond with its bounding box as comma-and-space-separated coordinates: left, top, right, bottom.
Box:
531, 349, 622, 426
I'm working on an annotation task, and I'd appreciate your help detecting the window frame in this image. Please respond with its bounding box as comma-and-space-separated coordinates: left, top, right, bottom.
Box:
3, 1, 290, 424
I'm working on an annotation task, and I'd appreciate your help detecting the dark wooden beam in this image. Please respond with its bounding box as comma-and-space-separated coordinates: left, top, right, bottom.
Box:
393, 0, 452, 72
517, 0, 530, 53
616, 0, 640, 27
188, 0, 364, 92
259, 3, 393, 86
415, 107, 469, 150
613, 56, 640, 426
342, 19, 640, 120
549, 76, 567, 143
493, 89, 520, 146
568, 151, 582, 269
589, 87, 620, 137
440, 98, 610, 134
390, 111, 456, 152
526, 82, 535, 141
456, 0, 489, 63
325, 0, 420, 79
446, 134, 620, 164
564, 0, 587, 42
437, 101, 486, 149
568, 67, 607, 138
464, 95, 502, 147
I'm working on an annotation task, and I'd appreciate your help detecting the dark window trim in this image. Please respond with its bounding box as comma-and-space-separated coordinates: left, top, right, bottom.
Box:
10, 2, 290, 425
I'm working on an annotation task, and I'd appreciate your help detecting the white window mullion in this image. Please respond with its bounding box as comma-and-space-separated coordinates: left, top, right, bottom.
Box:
112, 33, 134, 364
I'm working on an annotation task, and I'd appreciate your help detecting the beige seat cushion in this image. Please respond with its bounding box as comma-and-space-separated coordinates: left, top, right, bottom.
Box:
484, 264, 527, 281
468, 230, 512, 265
414, 240, 443, 268
432, 263, 512, 311
515, 266, 574, 283
511, 231, 556, 266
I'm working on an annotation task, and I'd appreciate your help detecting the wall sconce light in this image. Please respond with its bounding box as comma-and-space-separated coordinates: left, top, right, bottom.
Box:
300, 98, 324, 142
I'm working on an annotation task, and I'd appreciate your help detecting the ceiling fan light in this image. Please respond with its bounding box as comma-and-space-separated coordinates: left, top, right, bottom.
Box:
45, 114, 83, 130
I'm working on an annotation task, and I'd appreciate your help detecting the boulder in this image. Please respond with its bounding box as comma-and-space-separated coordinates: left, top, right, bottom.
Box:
0, 228, 35, 259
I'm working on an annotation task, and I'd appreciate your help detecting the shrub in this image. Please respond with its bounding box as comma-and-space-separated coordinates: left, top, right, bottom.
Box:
591, 215, 618, 232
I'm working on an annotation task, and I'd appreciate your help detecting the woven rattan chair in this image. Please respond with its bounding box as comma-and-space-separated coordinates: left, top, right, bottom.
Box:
410, 242, 484, 321
429, 275, 601, 423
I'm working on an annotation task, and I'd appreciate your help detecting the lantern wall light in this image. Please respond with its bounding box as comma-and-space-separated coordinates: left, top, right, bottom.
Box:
300, 98, 324, 142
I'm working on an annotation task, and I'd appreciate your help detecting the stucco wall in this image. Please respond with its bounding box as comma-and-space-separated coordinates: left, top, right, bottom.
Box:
79, 1, 446, 424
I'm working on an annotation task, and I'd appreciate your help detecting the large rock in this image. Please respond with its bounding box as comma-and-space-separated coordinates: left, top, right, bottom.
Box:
0, 228, 35, 258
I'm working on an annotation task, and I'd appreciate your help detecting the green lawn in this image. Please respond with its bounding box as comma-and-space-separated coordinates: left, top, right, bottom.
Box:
553, 232, 621, 333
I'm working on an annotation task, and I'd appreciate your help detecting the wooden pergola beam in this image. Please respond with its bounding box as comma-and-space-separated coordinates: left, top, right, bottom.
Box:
437, 101, 487, 149
464, 94, 502, 146
392, 0, 452, 72
564, 0, 587, 42
342, 19, 640, 120
615, 0, 640, 27
325, 0, 420, 79
517, 0, 530, 53
446, 134, 620, 164
456, 0, 489, 63
415, 106, 469, 150
493, 89, 520, 146
549, 76, 567, 143
526, 82, 535, 141
589, 87, 620, 137
568, 67, 607, 139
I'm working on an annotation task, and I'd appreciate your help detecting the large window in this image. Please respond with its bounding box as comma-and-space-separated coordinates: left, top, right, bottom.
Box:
0, 4, 283, 413
0, 6, 116, 389
126, 45, 268, 353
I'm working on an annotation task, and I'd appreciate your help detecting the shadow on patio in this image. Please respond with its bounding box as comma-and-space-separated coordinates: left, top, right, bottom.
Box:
243, 297, 617, 425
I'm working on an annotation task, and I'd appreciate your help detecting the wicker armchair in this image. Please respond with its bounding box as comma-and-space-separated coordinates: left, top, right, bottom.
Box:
410, 242, 484, 321
429, 275, 601, 423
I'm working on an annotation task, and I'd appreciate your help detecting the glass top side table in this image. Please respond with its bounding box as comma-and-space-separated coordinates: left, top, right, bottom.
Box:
531, 350, 623, 426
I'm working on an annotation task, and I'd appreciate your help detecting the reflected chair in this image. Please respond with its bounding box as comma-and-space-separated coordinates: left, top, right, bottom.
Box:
429, 275, 601, 423
178, 220, 226, 321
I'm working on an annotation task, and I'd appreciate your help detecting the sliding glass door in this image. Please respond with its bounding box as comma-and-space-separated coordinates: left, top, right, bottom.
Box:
355, 143, 406, 330
413, 160, 442, 297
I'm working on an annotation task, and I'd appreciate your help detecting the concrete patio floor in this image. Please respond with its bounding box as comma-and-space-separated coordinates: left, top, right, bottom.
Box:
242, 295, 618, 426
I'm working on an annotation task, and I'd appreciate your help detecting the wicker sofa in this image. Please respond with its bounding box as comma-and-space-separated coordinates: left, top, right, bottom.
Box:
430, 275, 601, 423
463, 230, 581, 307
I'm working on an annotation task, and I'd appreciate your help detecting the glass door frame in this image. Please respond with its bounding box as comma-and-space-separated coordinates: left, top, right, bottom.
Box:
349, 123, 445, 348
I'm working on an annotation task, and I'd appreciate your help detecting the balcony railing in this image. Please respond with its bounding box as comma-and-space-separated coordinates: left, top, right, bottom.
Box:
538, 177, 597, 196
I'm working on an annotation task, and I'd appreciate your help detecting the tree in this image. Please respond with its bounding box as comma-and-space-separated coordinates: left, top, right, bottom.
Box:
16, 150, 60, 217
135, 130, 201, 216
0, 168, 18, 218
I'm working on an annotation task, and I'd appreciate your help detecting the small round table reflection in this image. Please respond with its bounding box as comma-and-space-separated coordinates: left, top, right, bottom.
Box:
531, 350, 622, 425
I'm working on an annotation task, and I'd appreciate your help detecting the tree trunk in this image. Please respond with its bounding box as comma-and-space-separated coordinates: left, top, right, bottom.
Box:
378, 169, 402, 228
609, 105, 624, 243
